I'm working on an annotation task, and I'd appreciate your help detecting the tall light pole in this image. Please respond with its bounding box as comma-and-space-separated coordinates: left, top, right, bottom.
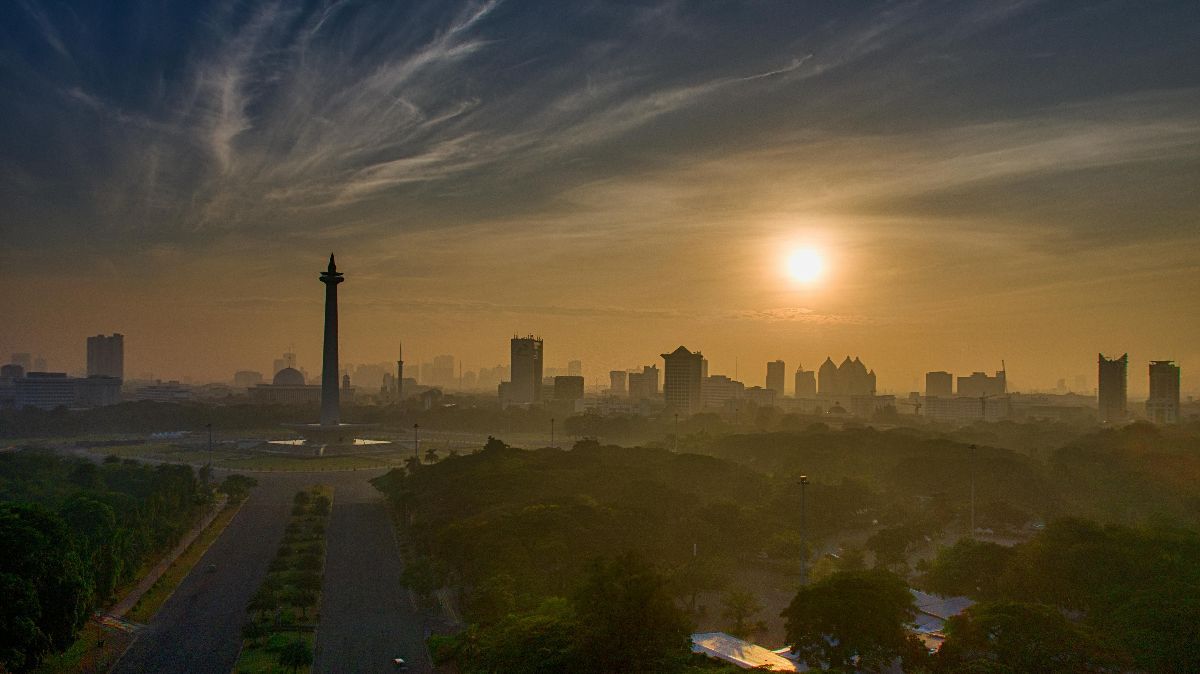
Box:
799, 475, 809, 585
550, 417, 555, 448
413, 423, 420, 463
969, 444, 977, 539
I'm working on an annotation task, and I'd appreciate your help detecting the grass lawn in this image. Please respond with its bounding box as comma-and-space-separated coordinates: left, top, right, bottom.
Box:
31, 619, 134, 674
222, 454, 387, 471
125, 501, 244, 623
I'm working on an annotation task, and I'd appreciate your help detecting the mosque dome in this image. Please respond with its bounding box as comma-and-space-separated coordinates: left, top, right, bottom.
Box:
273, 367, 305, 386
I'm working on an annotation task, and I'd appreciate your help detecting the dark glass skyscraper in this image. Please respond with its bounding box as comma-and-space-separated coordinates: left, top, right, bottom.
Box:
509, 336, 543, 404
1097, 353, 1127, 423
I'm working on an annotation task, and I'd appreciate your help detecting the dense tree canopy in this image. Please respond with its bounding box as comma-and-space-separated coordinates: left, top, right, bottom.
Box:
0, 450, 210, 671
781, 569, 919, 671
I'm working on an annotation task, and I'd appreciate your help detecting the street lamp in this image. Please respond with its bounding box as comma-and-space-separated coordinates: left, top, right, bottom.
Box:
206, 423, 213, 479
413, 423, 420, 463
969, 444, 977, 539
799, 475, 809, 585
550, 417, 555, 448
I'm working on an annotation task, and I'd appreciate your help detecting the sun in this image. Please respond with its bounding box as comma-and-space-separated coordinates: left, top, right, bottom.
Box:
786, 248, 825, 284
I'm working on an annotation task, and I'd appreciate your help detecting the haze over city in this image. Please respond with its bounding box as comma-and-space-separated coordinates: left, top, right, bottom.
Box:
2, 1, 1198, 395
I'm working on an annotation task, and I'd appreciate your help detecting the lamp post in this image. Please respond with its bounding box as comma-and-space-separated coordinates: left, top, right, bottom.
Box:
413, 423, 420, 463
206, 423, 213, 478
969, 444, 977, 539
550, 417, 555, 448
799, 474, 809, 585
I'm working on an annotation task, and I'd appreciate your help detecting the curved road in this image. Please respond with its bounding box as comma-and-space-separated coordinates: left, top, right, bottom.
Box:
112, 468, 431, 674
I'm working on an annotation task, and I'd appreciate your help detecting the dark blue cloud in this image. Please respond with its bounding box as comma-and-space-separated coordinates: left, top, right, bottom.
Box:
0, 0, 1197, 257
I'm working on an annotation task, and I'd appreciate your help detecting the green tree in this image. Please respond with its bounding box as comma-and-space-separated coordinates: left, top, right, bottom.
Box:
0, 503, 92, 672
468, 597, 579, 673
921, 538, 1014, 599
720, 589, 764, 639
781, 569, 917, 671
573, 553, 692, 673
940, 601, 1118, 672
278, 639, 313, 673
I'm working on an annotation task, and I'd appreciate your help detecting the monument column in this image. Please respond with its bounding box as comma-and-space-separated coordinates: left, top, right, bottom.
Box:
319, 254, 344, 426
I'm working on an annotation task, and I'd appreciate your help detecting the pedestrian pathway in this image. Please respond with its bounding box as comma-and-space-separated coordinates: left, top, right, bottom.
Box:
109, 494, 229, 619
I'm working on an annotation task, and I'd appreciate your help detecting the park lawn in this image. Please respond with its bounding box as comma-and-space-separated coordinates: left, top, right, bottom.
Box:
222, 454, 387, 471
31, 619, 134, 674
234, 486, 332, 674
125, 501, 244, 623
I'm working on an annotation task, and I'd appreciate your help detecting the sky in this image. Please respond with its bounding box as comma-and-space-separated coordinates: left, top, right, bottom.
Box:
1, 0, 1198, 396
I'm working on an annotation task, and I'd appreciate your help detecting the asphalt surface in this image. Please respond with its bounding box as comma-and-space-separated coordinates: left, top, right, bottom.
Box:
111, 469, 427, 674
314, 478, 431, 673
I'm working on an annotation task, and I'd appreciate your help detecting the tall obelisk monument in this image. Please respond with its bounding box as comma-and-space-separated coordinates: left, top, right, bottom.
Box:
319, 254, 344, 427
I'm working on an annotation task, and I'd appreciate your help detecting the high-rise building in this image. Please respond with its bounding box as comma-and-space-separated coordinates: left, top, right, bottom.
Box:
628, 365, 660, 400
554, 375, 584, 401
817, 356, 876, 398
33, 356, 47, 372
609, 370, 627, 395
1097, 353, 1127, 423
568, 360, 582, 377
794, 365, 817, 397
703, 375, 745, 410
925, 371, 953, 398
234, 370, 264, 388
766, 360, 786, 397
662, 346, 704, 415
10, 353, 32, 372
1147, 360, 1180, 424
509, 335, 544, 404
957, 370, 1006, 398
432, 355, 456, 388
87, 334, 124, 379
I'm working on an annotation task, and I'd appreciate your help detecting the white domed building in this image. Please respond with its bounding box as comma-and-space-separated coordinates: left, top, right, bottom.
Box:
249, 367, 322, 405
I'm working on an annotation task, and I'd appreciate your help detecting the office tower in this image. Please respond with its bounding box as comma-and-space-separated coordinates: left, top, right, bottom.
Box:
925, 371, 953, 398
1147, 360, 1181, 424
10, 353, 32, 372
610, 370, 627, 395
1097, 353, 1127, 423
818, 356, 876, 397
628, 365, 660, 400
703, 375, 745, 409
432, 355, 455, 387
1, 364, 23, 379
86, 334, 124, 379
957, 369, 1006, 398
766, 360, 786, 396
554, 375, 584, 400
33, 356, 47, 372
510, 335, 544, 404
568, 360, 582, 377
794, 365, 816, 397
661, 346, 704, 415
233, 370, 264, 388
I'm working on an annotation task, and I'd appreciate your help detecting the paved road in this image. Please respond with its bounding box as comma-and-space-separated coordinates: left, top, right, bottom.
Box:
314, 478, 431, 673
112, 469, 424, 674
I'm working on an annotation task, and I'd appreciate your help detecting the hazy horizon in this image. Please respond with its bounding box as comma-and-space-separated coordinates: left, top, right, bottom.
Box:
2, 1, 1197, 396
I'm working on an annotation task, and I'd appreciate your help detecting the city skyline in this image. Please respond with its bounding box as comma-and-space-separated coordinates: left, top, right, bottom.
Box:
1, 2, 1198, 395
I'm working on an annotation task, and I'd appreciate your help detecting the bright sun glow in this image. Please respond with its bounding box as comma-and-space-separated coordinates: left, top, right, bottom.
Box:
786, 248, 825, 284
